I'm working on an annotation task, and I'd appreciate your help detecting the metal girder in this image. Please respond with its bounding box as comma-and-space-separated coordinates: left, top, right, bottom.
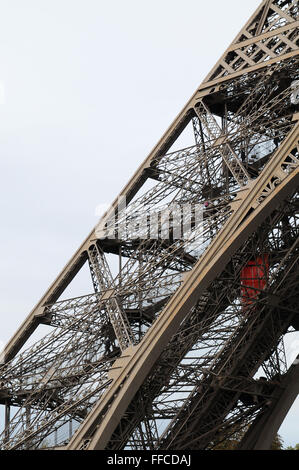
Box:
0, 0, 298, 451
204, 0, 299, 84
87, 244, 134, 351
2, 1, 298, 365
194, 101, 250, 186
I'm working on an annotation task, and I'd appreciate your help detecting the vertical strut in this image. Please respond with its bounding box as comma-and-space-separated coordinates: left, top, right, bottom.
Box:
0, 0, 298, 452
87, 244, 135, 351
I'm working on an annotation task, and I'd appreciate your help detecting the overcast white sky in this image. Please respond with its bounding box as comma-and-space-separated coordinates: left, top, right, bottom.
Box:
0, 0, 298, 447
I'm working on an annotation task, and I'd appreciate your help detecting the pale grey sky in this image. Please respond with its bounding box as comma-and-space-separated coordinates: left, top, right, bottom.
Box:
0, 0, 298, 447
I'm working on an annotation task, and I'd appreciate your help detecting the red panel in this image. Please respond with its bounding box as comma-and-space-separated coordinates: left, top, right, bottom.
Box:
241, 255, 269, 304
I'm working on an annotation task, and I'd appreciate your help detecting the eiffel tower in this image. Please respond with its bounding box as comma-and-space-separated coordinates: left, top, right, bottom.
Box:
0, 0, 298, 450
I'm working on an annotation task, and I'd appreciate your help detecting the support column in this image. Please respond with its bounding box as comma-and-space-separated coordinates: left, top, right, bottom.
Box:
239, 355, 299, 449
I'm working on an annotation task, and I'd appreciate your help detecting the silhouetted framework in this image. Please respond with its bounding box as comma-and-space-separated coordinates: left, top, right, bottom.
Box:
0, 0, 298, 450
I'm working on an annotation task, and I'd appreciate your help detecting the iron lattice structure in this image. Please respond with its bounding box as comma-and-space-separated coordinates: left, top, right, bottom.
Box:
0, 0, 299, 450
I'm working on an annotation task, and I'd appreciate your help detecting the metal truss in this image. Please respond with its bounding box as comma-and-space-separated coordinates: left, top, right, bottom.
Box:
0, 0, 298, 450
